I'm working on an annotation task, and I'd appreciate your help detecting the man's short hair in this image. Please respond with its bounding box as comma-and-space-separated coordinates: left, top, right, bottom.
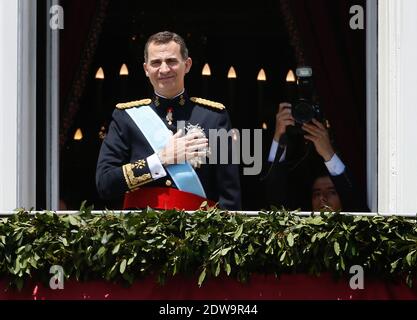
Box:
310, 163, 331, 188
144, 31, 189, 62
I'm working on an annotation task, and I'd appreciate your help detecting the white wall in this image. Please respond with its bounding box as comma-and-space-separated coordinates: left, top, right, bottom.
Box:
0, 0, 18, 211
0, 0, 36, 211
379, 0, 417, 213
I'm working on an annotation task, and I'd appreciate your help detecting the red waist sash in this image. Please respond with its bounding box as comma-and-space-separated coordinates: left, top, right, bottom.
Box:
123, 187, 215, 210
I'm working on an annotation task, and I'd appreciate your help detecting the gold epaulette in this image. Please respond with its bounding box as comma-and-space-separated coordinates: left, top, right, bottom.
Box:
190, 97, 225, 110
115, 98, 152, 110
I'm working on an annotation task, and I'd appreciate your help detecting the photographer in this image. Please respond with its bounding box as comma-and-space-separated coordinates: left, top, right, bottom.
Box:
263, 102, 366, 212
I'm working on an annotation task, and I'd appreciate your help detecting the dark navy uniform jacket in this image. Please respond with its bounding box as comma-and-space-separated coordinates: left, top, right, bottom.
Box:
96, 92, 242, 210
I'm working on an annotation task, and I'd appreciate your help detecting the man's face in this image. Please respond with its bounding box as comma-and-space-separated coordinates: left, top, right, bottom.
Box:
311, 176, 342, 211
143, 41, 192, 98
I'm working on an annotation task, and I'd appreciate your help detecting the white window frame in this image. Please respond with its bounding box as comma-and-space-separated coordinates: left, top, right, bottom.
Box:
378, 0, 417, 214
0, 0, 18, 211
0, 0, 37, 211
46, 0, 61, 210
366, 0, 378, 213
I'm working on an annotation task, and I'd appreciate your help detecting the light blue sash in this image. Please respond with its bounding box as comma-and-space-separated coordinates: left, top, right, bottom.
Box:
126, 105, 207, 198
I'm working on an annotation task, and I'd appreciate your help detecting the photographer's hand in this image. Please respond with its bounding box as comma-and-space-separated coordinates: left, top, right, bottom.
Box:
302, 119, 335, 161
274, 103, 295, 143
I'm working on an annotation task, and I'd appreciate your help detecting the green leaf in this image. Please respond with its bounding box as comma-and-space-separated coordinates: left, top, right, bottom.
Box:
317, 232, 327, 240
14, 257, 21, 274
15, 231, 23, 241
198, 268, 206, 287
390, 259, 400, 272
120, 259, 127, 274
215, 262, 221, 277
173, 262, 177, 276
234, 253, 241, 265
351, 245, 357, 256
127, 256, 135, 266
287, 233, 294, 247
280, 251, 286, 262
68, 214, 79, 226
340, 256, 345, 270
28, 258, 37, 268
17, 246, 26, 254
97, 246, 106, 257
225, 262, 231, 275
234, 224, 243, 241
406, 250, 416, 267
101, 232, 111, 244
112, 243, 121, 254
406, 274, 413, 288
266, 233, 275, 246
334, 241, 340, 256
221, 247, 232, 256
108, 262, 118, 277
309, 216, 325, 225
199, 234, 209, 243
248, 244, 254, 255
209, 248, 221, 261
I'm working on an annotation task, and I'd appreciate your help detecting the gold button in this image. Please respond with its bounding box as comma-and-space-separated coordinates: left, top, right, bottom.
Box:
165, 180, 172, 187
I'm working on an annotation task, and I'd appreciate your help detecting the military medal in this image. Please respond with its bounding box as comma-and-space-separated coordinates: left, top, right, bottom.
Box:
166, 107, 173, 125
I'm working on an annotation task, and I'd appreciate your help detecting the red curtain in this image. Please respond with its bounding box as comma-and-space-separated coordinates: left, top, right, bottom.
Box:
59, 0, 109, 146
60, 0, 98, 113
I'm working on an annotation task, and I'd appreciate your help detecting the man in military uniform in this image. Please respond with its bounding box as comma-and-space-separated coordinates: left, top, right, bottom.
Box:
96, 31, 241, 210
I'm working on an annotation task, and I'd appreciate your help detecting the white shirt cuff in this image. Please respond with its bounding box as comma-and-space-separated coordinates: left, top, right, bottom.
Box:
147, 153, 167, 180
268, 140, 287, 163
325, 154, 346, 176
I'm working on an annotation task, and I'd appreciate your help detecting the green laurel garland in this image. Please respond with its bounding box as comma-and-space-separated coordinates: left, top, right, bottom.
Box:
1, 203, 417, 290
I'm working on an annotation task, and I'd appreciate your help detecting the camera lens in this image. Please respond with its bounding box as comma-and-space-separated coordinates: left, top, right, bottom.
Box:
292, 100, 315, 124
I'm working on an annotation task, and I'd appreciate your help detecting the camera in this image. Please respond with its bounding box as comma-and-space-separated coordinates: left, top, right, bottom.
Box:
287, 67, 322, 135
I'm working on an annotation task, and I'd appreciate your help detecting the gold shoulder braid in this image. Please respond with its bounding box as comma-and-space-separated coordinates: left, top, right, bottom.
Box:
190, 97, 225, 110
116, 98, 152, 110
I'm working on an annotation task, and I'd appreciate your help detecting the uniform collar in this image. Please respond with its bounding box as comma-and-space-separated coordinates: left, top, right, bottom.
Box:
153, 90, 188, 108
